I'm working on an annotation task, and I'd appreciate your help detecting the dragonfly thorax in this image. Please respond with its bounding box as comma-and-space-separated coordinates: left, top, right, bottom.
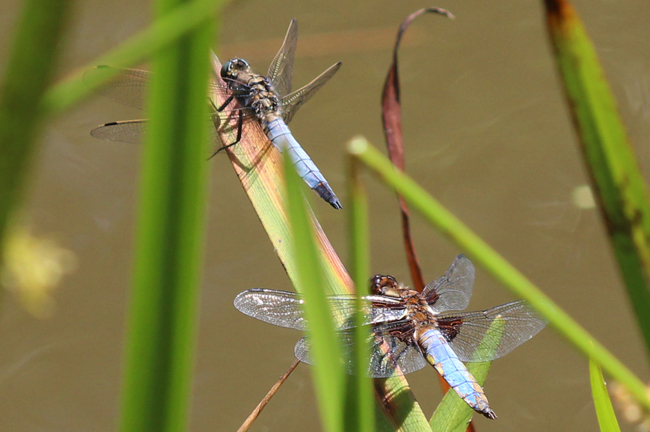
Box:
246, 76, 282, 122
401, 292, 437, 325
221, 59, 284, 124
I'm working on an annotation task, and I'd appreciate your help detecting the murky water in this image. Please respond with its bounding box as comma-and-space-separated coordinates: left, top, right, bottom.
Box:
1, 0, 649, 431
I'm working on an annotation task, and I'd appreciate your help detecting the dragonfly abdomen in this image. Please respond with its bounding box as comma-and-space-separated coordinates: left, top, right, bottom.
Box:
264, 119, 342, 209
417, 327, 497, 419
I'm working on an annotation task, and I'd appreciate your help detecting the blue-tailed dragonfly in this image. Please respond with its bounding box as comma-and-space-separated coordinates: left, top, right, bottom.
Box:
85, 19, 342, 209
234, 255, 546, 418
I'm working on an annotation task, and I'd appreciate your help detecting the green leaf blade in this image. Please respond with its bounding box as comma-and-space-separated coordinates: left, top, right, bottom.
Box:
0, 0, 72, 276
118, 3, 215, 432
590, 358, 622, 432
284, 150, 345, 432
544, 0, 650, 359
346, 139, 376, 432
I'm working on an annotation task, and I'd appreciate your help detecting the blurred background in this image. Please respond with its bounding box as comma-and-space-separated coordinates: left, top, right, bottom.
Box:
0, 0, 649, 430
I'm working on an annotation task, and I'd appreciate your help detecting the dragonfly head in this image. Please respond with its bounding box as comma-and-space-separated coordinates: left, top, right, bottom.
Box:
370, 274, 401, 297
221, 58, 251, 80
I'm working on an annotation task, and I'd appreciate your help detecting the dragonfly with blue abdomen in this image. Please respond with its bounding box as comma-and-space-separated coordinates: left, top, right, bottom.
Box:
84, 19, 342, 209
234, 254, 547, 419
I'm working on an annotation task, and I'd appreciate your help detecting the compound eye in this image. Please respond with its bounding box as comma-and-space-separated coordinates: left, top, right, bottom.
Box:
221, 58, 250, 79
370, 275, 399, 295
234, 59, 250, 69
220, 60, 233, 78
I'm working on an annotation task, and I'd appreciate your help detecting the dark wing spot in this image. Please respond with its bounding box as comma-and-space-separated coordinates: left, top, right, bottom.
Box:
437, 315, 463, 342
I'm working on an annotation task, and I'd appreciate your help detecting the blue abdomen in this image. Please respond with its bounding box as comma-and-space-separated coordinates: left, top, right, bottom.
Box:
417, 327, 496, 418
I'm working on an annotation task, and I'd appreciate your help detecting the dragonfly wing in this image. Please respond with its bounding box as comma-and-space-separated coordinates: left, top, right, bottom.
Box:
364, 325, 428, 377
232, 289, 402, 332
91, 118, 221, 149
280, 62, 341, 124
267, 19, 298, 97
88, 108, 249, 148
90, 119, 147, 144
327, 294, 408, 330
424, 254, 475, 312
294, 320, 427, 378
234, 289, 307, 330
86, 65, 245, 110
84, 66, 151, 110
437, 300, 547, 362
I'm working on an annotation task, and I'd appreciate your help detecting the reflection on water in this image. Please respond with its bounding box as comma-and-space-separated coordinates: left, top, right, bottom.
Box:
572, 185, 595, 210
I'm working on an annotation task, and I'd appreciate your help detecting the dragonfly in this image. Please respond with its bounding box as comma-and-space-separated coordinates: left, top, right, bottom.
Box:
234, 255, 546, 419
84, 19, 343, 209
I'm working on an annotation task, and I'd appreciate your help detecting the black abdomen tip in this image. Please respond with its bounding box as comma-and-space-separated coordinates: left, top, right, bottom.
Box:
313, 183, 342, 210
482, 409, 497, 420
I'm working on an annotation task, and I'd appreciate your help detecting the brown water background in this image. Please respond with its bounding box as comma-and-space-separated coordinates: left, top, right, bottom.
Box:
1, 0, 650, 431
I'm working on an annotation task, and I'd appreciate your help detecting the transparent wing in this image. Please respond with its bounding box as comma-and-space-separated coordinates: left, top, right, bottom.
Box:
437, 300, 547, 362
267, 19, 298, 97
89, 118, 222, 149
423, 254, 475, 312
85, 68, 257, 151
84, 65, 252, 111
294, 320, 428, 378
280, 62, 341, 124
234, 289, 307, 330
233, 289, 407, 331
90, 120, 146, 144
83, 66, 150, 110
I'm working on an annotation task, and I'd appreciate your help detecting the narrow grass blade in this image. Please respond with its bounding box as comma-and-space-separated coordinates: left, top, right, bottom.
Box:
117, 2, 215, 432
346, 137, 375, 432
345, 136, 432, 432
42, 0, 226, 116
284, 150, 344, 432
349, 138, 650, 413
544, 0, 650, 358
0, 0, 72, 275
590, 358, 622, 432
430, 318, 504, 432
236, 359, 300, 432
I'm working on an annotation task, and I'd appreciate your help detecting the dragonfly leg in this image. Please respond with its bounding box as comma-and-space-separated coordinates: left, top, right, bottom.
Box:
393, 343, 410, 361
210, 109, 244, 158
387, 341, 411, 373
234, 109, 243, 142
216, 95, 234, 112
377, 335, 403, 373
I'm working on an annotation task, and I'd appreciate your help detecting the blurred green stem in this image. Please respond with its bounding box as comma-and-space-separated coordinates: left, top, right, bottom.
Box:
285, 151, 344, 432
346, 137, 375, 432
117, 0, 216, 431
0, 0, 72, 304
